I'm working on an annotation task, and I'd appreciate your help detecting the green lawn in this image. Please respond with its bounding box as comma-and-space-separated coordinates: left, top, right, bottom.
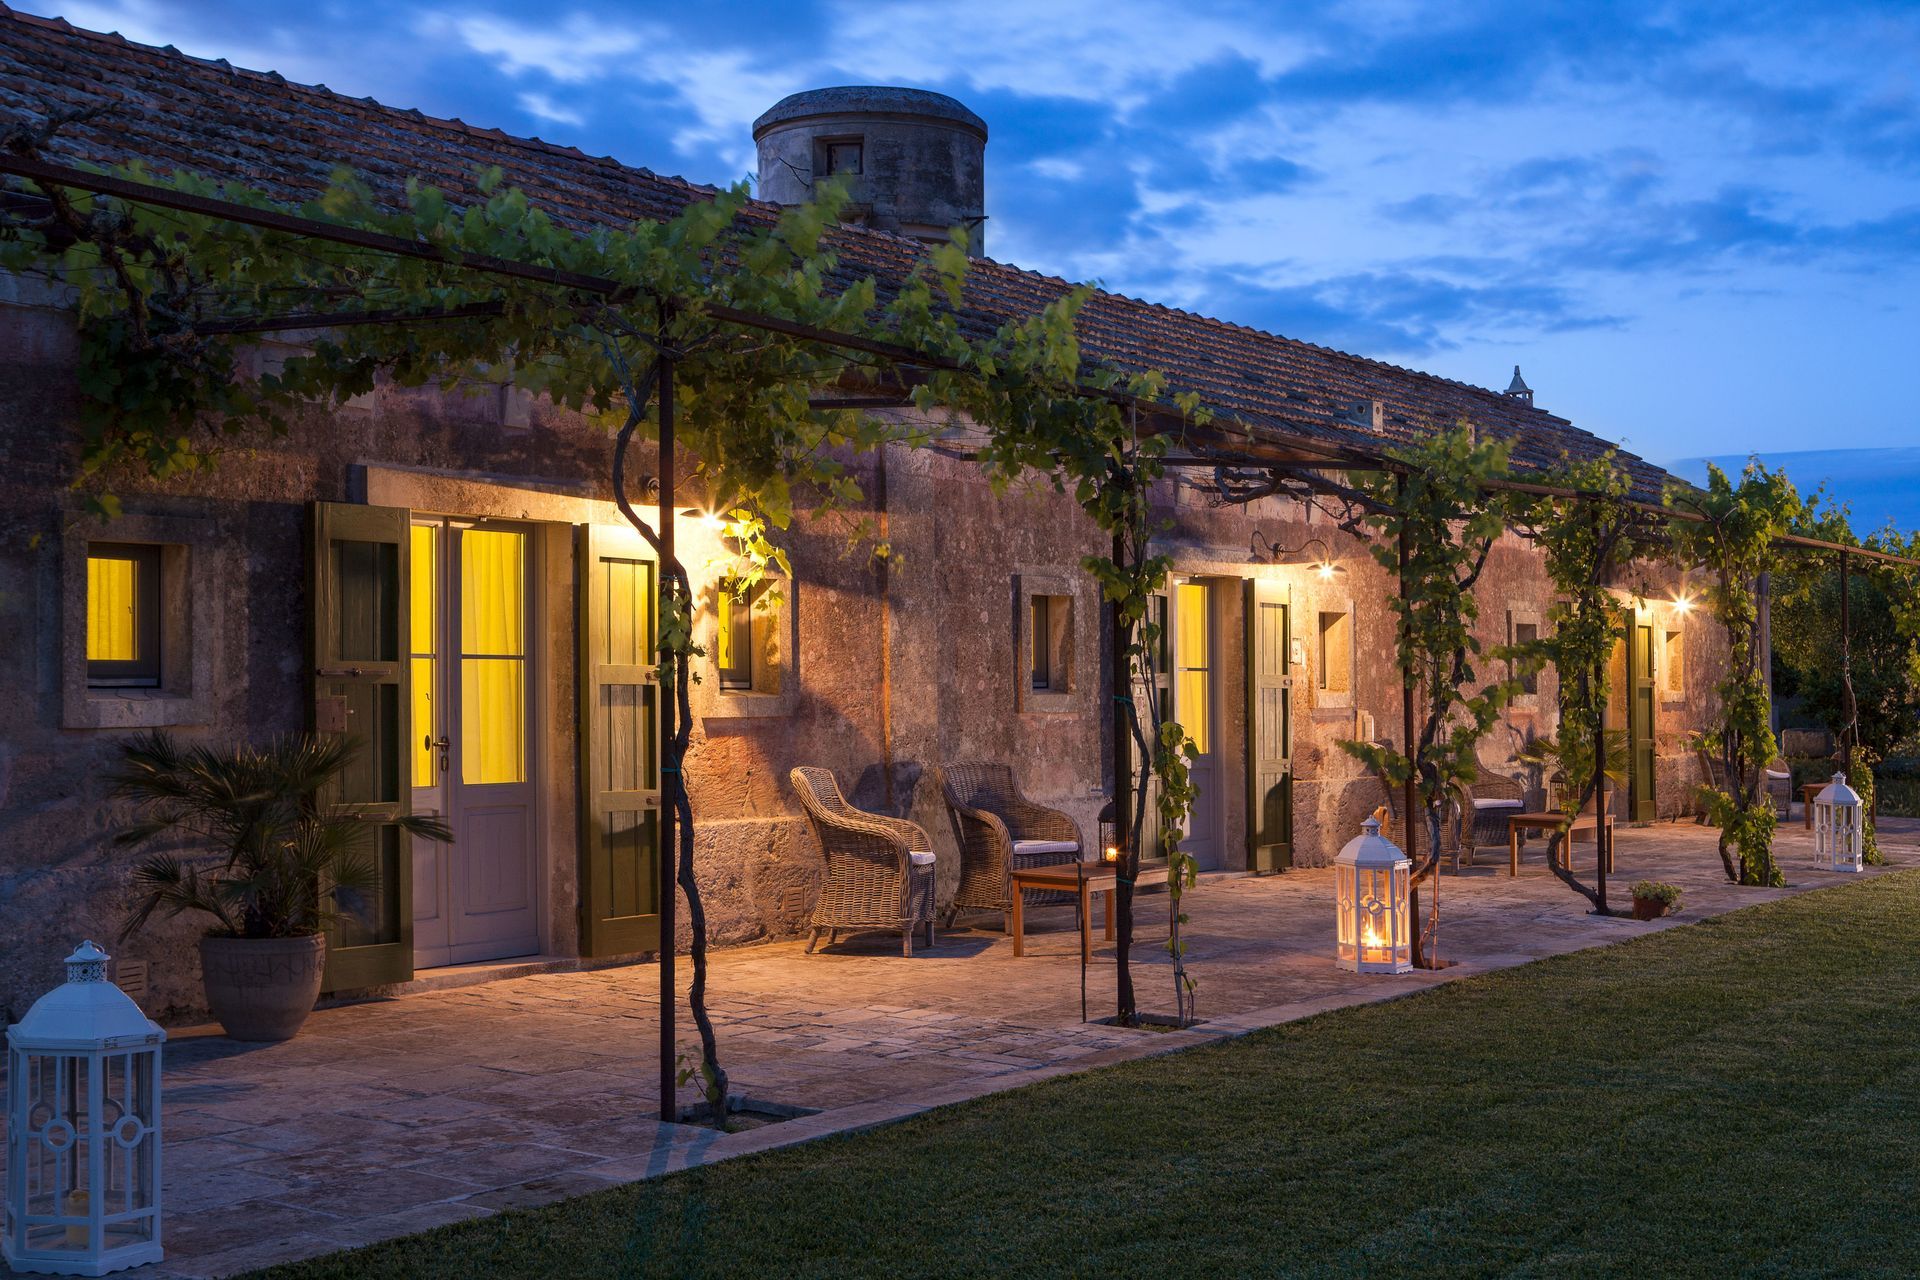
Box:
255, 874, 1920, 1279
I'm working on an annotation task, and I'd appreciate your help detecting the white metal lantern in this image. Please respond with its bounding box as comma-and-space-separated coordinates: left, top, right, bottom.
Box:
1813, 772, 1864, 873
1335, 817, 1412, 974
4, 942, 165, 1276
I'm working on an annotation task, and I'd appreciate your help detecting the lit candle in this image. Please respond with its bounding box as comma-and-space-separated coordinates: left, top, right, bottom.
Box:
64, 1189, 88, 1247
1101, 845, 1119, 864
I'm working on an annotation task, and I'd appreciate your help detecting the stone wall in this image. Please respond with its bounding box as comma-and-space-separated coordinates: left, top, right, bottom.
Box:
0, 284, 1733, 1024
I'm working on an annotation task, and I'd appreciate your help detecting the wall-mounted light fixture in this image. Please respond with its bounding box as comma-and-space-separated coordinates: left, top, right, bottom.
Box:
1251, 532, 1344, 580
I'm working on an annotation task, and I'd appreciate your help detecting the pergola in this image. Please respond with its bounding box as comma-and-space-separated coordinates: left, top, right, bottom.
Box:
6, 152, 1917, 1121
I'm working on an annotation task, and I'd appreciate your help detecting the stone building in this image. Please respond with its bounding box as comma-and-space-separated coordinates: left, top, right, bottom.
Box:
0, 9, 1725, 1024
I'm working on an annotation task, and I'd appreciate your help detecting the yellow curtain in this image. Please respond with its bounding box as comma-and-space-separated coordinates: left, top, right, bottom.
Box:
1176, 583, 1209, 754
410, 525, 437, 789
460, 529, 527, 784
87, 554, 138, 661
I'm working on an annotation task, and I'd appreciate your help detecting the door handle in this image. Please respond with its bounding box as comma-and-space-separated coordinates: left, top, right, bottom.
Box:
425, 734, 450, 774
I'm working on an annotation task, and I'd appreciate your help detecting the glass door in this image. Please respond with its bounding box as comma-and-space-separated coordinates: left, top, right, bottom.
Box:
1172, 579, 1221, 869
410, 518, 540, 967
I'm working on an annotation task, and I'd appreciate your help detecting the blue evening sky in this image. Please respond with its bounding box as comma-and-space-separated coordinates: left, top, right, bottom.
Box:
22, 1, 1920, 466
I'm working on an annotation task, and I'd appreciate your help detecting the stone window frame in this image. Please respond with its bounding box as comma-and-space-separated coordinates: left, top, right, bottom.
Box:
62, 511, 222, 730
1507, 607, 1543, 710
1016, 570, 1079, 714
816, 135, 865, 178
1313, 595, 1356, 711
695, 570, 799, 721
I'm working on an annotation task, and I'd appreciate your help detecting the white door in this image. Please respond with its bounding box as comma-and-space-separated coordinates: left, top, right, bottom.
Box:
1172, 579, 1223, 870
410, 519, 541, 967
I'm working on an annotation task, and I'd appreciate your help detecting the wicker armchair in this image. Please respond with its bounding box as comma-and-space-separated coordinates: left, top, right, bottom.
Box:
935, 762, 1083, 928
790, 767, 935, 956
1463, 773, 1528, 867
1763, 758, 1794, 819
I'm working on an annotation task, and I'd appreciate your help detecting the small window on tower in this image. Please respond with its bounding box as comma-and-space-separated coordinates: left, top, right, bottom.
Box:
822, 139, 863, 177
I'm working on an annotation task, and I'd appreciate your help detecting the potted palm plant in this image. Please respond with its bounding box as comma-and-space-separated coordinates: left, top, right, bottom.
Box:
113, 731, 451, 1041
1516, 728, 1629, 814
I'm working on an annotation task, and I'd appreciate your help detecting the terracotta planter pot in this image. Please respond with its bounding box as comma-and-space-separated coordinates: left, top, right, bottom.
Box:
199, 934, 326, 1042
1631, 897, 1670, 921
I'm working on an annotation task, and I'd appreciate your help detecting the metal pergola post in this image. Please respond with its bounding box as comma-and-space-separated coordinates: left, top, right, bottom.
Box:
657, 341, 678, 1123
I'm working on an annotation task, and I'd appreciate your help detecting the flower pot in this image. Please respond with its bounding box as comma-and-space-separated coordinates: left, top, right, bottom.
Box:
1631, 897, 1669, 921
198, 934, 326, 1042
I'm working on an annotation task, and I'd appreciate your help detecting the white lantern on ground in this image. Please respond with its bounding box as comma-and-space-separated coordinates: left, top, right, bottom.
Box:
4, 942, 165, 1276
1335, 817, 1412, 974
1813, 773, 1864, 874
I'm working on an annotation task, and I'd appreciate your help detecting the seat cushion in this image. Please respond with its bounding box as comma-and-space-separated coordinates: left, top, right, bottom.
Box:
909, 850, 936, 867
1472, 798, 1524, 811
1012, 839, 1079, 856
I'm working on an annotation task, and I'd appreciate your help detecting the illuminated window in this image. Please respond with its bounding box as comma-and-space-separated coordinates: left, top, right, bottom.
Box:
717, 578, 766, 693
1317, 608, 1352, 696
410, 524, 439, 789
1176, 582, 1211, 754
1663, 627, 1685, 698
459, 528, 528, 785
86, 543, 161, 687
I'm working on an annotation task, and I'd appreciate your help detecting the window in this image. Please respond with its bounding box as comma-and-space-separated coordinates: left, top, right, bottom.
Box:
1175, 582, 1211, 753
459, 527, 529, 785
86, 543, 161, 687
717, 578, 766, 693
1016, 574, 1077, 712
1029, 594, 1072, 693
1513, 620, 1540, 696
821, 138, 863, 176
1030, 595, 1052, 690
1317, 608, 1352, 697
1663, 626, 1685, 698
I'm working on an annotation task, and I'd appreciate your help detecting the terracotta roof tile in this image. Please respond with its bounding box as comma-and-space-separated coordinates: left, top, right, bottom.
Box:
0, 3, 1672, 500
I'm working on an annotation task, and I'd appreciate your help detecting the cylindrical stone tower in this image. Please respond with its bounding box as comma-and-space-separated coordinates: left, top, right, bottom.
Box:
753, 86, 988, 257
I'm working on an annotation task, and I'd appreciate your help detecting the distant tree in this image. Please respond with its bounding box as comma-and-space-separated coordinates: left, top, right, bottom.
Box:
1773, 500, 1920, 764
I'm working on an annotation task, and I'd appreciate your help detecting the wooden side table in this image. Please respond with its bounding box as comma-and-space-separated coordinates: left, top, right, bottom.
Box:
1505, 812, 1615, 877
1801, 783, 1823, 830
1008, 862, 1117, 961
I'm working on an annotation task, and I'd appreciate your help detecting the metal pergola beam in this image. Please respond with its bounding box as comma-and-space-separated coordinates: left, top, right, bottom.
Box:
9, 152, 1919, 570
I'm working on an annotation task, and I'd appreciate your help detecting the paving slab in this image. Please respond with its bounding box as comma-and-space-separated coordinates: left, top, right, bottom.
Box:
4, 819, 1914, 1278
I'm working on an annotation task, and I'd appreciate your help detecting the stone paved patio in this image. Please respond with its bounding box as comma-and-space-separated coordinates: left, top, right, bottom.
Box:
5, 819, 1916, 1278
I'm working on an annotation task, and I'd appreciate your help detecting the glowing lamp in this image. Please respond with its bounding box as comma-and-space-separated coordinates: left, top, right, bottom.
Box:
4, 942, 165, 1276
1334, 817, 1411, 974
1097, 801, 1120, 866
1812, 772, 1864, 873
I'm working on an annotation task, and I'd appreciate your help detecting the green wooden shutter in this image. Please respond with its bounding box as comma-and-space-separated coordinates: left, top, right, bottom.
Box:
577, 523, 662, 957
1245, 579, 1294, 871
1631, 619, 1657, 822
310, 501, 414, 991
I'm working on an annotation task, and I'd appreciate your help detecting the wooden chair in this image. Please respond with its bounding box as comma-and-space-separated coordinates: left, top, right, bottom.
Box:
935, 762, 1083, 929
790, 767, 935, 956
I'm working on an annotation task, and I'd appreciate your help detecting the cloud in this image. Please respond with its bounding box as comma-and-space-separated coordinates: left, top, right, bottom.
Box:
417, 12, 645, 84
14, 0, 1920, 455
517, 93, 585, 127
